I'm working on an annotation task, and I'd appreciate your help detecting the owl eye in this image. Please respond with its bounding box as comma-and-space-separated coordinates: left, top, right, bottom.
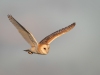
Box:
44, 48, 46, 50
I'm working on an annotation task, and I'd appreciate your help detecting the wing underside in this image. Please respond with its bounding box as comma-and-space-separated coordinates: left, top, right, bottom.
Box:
40, 23, 75, 44
8, 15, 38, 47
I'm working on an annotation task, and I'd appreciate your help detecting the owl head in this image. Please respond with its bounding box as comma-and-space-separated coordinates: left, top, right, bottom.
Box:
38, 44, 50, 55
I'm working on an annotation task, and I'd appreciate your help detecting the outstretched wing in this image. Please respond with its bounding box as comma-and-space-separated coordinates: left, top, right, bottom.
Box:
40, 23, 75, 44
8, 15, 38, 47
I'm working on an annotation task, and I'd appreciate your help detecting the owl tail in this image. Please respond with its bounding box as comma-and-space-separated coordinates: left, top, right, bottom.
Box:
24, 49, 30, 52
24, 49, 33, 54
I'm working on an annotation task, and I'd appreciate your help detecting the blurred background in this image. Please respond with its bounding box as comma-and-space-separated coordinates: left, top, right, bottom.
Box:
0, 0, 100, 75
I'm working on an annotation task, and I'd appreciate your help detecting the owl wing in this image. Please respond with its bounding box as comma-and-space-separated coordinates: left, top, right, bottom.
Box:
39, 23, 75, 44
8, 15, 38, 47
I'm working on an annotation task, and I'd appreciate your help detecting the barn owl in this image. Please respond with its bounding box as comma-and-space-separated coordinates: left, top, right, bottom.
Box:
8, 15, 75, 55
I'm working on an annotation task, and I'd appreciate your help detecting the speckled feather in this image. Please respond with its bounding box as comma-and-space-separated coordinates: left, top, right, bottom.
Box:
40, 23, 75, 44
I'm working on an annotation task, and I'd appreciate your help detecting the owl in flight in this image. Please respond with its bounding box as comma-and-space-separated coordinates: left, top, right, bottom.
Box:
8, 15, 75, 55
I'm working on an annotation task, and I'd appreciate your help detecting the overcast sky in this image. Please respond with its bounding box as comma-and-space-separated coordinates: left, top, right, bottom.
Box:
0, 0, 100, 75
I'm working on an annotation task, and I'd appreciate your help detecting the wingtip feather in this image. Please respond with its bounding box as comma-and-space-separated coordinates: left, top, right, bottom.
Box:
72, 22, 76, 26
7, 14, 12, 18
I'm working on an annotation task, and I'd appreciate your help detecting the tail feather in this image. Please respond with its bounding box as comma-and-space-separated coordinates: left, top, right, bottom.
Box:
24, 49, 30, 52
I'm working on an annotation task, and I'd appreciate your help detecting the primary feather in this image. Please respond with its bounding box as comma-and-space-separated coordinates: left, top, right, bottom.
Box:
40, 23, 75, 44
8, 15, 38, 47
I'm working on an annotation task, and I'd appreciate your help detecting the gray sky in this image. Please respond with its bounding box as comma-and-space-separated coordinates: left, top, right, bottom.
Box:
0, 0, 100, 75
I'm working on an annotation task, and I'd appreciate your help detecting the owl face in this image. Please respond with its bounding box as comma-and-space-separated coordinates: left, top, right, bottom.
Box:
38, 44, 50, 55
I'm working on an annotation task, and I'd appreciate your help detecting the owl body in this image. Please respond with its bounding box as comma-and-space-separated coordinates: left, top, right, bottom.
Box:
30, 46, 37, 53
25, 44, 49, 55
8, 15, 75, 55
